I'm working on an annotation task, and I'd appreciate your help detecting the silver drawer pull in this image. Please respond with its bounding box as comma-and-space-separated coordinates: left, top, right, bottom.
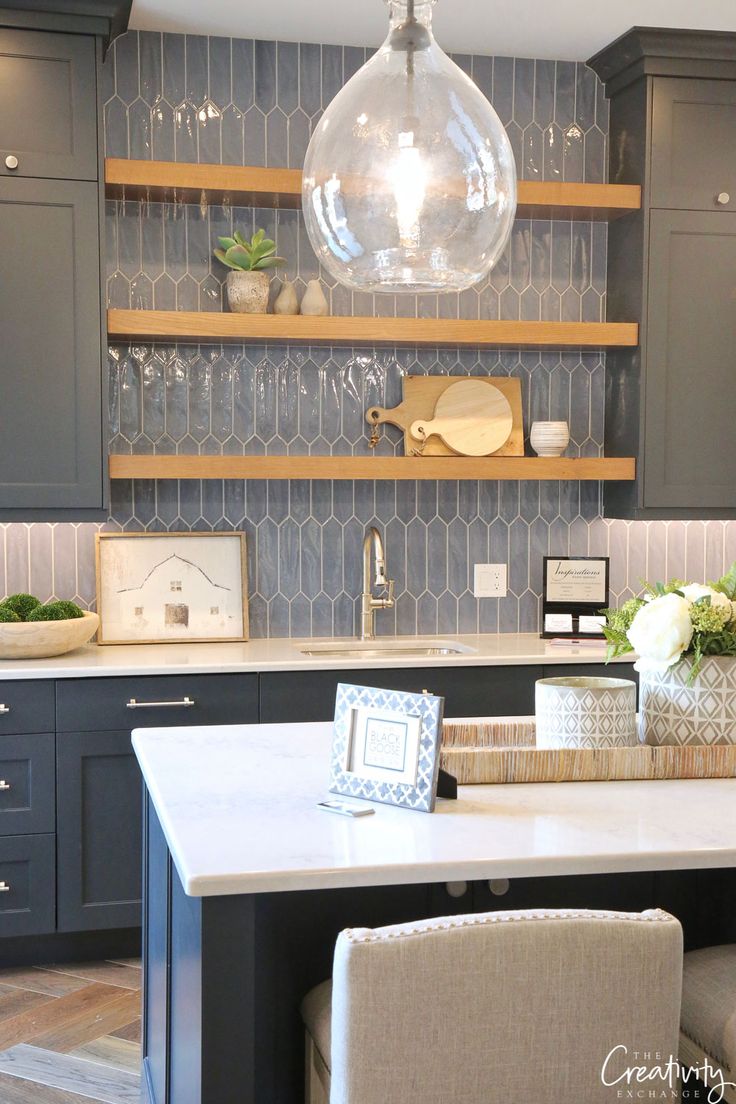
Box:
0, 781, 10, 792
0, 882, 10, 893
126, 696, 195, 709
0, 705, 9, 715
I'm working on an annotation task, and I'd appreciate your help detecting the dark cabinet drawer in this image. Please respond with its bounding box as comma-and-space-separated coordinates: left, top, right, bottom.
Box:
0, 681, 55, 735
651, 78, 736, 211
0, 733, 55, 836
57, 674, 259, 732
0, 29, 98, 181
260, 666, 542, 723
0, 833, 55, 937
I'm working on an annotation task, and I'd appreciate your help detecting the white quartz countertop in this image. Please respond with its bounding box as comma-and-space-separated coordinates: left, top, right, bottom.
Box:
0, 633, 632, 680
133, 721, 736, 897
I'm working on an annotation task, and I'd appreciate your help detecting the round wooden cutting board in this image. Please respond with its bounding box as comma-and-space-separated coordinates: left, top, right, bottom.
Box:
410, 378, 514, 456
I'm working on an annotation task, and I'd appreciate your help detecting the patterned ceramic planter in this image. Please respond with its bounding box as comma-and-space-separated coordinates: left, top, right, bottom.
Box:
639, 656, 736, 746
535, 676, 638, 749
226, 270, 270, 313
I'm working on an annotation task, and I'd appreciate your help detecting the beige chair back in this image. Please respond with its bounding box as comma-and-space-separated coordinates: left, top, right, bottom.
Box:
328, 908, 683, 1104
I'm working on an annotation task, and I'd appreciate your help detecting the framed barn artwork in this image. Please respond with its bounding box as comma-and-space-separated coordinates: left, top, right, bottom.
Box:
95, 532, 249, 645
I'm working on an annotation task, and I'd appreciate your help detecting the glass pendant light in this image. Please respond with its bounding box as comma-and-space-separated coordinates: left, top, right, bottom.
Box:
301, 0, 517, 294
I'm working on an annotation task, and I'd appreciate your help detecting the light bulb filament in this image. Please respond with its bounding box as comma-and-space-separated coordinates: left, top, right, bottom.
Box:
392, 132, 426, 249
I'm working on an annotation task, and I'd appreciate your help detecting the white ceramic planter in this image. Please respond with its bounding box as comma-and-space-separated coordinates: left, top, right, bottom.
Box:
535, 676, 638, 749
530, 421, 570, 457
0, 610, 99, 659
226, 270, 270, 313
639, 656, 736, 745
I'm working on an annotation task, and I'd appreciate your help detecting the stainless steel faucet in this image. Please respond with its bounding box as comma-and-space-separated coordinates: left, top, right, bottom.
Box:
360, 526, 395, 640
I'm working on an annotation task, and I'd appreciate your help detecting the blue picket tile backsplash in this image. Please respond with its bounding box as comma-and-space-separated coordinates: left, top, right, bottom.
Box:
2, 30, 733, 635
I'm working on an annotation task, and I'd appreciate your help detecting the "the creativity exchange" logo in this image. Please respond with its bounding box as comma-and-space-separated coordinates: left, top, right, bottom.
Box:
601, 1045, 735, 1102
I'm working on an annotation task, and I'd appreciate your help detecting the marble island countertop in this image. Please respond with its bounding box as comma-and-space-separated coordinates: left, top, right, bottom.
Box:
0, 632, 633, 680
133, 720, 736, 897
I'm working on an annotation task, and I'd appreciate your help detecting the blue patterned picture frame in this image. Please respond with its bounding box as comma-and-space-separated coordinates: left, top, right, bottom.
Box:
329, 684, 445, 813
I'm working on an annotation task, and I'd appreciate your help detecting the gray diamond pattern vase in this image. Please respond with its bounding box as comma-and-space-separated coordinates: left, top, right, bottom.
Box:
639, 657, 736, 746
535, 676, 638, 750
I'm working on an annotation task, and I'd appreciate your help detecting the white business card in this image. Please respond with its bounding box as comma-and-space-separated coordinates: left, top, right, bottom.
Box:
544, 612, 573, 633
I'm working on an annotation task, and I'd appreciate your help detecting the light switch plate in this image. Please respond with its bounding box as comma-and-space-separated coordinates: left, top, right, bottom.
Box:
474, 563, 507, 598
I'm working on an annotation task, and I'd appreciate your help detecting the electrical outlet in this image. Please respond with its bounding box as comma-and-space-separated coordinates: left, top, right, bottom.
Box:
473, 563, 507, 598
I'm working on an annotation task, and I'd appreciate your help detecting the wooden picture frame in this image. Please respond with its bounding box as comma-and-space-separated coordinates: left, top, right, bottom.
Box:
329, 684, 445, 813
95, 531, 249, 645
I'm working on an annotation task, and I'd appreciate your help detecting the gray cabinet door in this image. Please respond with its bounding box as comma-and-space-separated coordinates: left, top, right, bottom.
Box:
0, 176, 104, 512
0, 29, 98, 181
651, 79, 736, 212
56, 730, 142, 932
644, 210, 736, 510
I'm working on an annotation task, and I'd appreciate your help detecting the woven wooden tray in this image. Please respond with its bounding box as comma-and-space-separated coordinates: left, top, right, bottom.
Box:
440, 717, 736, 784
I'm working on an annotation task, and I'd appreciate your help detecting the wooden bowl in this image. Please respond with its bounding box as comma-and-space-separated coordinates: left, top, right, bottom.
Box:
0, 610, 99, 659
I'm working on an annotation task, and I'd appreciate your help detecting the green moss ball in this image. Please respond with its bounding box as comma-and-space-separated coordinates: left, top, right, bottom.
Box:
1, 593, 40, 620
0, 606, 21, 623
52, 600, 84, 620
27, 602, 73, 622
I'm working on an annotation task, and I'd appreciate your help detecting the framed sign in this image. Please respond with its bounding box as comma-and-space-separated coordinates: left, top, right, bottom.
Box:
96, 531, 249, 645
329, 684, 445, 812
542, 556, 610, 639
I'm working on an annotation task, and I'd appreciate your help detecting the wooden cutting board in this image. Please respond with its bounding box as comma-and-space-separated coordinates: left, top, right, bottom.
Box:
366, 375, 523, 456
410, 379, 513, 456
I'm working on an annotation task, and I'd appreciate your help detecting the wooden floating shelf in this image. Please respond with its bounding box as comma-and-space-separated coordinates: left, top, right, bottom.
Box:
108, 310, 638, 349
105, 158, 642, 221
108, 455, 636, 482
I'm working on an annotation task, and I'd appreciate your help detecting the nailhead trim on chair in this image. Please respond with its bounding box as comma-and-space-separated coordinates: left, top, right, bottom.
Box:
681, 1028, 733, 1073
343, 908, 676, 944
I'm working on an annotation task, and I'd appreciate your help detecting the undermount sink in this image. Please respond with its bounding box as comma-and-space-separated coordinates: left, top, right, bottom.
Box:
299, 639, 477, 659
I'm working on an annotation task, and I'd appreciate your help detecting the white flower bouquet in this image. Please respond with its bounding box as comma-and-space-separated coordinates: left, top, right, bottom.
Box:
603, 563, 736, 683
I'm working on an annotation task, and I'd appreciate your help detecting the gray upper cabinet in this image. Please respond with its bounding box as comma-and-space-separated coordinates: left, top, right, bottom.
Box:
0, 29, 98, 181
589, 28, 736, 519
0, 19, 109, 519
650, 79, 736, 211
645, 210, 736, 510
0, 176, 104, 511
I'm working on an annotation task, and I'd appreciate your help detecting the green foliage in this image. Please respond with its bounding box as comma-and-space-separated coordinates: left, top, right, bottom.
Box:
0, 606, 20, 623
0, 593, 40, 619
710, 562, 736, 601
52, 600, 84, 620
214, 228, 286, 272
26, 602, 73, 622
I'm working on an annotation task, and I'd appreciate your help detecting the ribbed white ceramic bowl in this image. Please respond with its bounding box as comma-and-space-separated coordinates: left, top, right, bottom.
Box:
530, 420, 570, 457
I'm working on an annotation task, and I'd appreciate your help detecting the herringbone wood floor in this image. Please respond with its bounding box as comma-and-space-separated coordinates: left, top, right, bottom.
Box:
0, 960, 141, 1103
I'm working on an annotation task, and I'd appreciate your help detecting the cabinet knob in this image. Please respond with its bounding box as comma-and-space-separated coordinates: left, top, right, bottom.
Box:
0, 705, 9, 715
4, 155, 19, 171
0, 882, 10, 893
0, 782, 10, 792
716, 192, 731, 206
488, 878, 510, 896
445, 880, 468, 898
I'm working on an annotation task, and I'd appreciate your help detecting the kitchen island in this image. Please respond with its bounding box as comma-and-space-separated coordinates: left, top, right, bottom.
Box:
134, 720, 736, 1104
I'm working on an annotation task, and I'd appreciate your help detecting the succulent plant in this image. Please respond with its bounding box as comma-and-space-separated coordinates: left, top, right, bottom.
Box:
214, 229, 286, 273
0, 606, 20, 623
0, 593, 41, 619
27, 602, 73, 622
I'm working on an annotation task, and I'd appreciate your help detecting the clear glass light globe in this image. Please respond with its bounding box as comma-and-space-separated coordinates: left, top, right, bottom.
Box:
302, 0, 517, 294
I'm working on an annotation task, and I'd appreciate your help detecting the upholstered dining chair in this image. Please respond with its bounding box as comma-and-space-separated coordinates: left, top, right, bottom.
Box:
301, 907, 683, 1104
680, 944, 736, 1104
